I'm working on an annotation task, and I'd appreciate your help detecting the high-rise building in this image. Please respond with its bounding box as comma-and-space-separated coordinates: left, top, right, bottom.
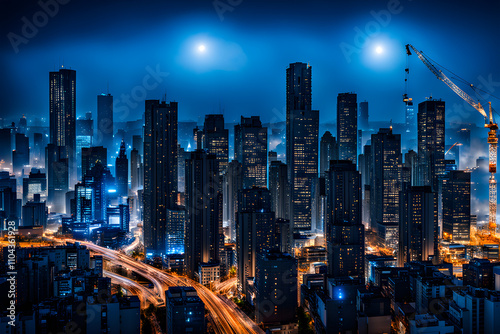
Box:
22, 194, 47, 228
223, 160, 243, 242
234, 116, 267, 189
405, 100, 415, 133
320, 131, 337, 176
76, 113, 93, 180
398, 186, 437, 266
13, 133, 30, 175
49, 68, 77, 188
0, 172, 18, 227
115, 140, 128, 198
165, 287, 205, 334
46, 144, 69, 213
0, 128, 13, 172
268, 160, 290, 220
286, 62, 318, 231
442, 170, 471, 242
325, 160, 364, 278
81, 146, 107, 179
144, 100, 179, 256
203, 114, 229, 174
97, 93, 113, 159
417, 99, 445, 192
130, 148, 140, 193
371, 128, 402, 249
337, 93, 358, 164
254, 250, 297, 325
359, 101, 369, 131
236, 187, 275, 294
184, 150, 222, 278
32, 132, 44, 168
22, 169, 46, 204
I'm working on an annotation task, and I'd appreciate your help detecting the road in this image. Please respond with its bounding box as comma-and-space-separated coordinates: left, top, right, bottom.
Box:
55, 238, 263, 334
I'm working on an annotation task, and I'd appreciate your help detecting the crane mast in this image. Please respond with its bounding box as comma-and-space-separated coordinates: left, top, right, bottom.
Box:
406, 44, 498, 235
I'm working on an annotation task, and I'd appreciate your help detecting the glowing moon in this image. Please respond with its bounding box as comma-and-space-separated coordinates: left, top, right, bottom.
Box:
375, 46, 383, 54
198, 44, 206, 52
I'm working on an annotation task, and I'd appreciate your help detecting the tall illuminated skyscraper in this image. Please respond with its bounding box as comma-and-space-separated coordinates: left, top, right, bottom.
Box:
442, 170, 471, 243
144, 100, 179, 256
325, 160, 364, 278
115, 139, 128, 198
234, 116, 267, 189
203, 114, 229, 175
49, 68, 76, 191
320, 131, 336, 176
371, 127, 402, 249
286, 62, 318, 231
337, 93, 358, 164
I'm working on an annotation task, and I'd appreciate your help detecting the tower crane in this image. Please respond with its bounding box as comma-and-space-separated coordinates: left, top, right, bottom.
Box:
405, 44, 498, 235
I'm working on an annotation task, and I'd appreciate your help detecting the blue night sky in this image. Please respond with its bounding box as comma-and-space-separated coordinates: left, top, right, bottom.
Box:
1, 0, 499, 125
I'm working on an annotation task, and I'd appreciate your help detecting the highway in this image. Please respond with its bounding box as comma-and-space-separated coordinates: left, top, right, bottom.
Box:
56, 238, 264, 334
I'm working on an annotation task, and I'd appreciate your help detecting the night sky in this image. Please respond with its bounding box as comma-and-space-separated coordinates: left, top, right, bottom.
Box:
1, 0, 499, 125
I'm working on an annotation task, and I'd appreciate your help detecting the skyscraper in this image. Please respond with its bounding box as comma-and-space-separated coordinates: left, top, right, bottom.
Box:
359, 101, 369, 131
442, 170, 471, 243
81, 146, 107, 179
49, 68, 76, 188
398, 186, 437, 266
46, 143, 69, 213
222, 160, 243, 242
144, 100, 179, 256
234, 116, 267, 189
337, 93, 358, 164
203, 114, 229, 174
320, 131, 337, 176
76, 113, 93, 180
286, 62, 318, 231
184, 150, 222, 278
268, 160, 290, 220
12, 133, 29, 175
236, 187, 275, 294
417, 99, 445, 192
325, 160, 364, 278
115, 140, 128, 198
97, 93, 113, 159
130, 148, 140, 193
0, 128, 13, 172
371, 128, 402, 249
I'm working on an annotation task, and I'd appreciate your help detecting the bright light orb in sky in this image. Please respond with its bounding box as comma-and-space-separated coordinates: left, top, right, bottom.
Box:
198, 44, 206, 53
375, 45, 383, 54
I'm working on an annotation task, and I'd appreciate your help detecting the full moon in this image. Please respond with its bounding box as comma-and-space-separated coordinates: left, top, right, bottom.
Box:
198, 44, 206, 52
375, 46, 383, 54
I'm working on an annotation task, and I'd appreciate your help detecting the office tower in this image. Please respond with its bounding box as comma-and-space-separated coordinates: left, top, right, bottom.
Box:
203, 114, 229, 174
184, 150, 222, 278
268, 150, 278, 163
107, 203, 130, 232
0, 172, 18, 227
255, 250, 297, 325
97, 93, 113, 158
130, 148, 140, 193
398, 186, 437, 266
76, 163, 115, 223
81, 146, 107, 178
405, 99, 415, 133
404, 149, 418, 186
442, 170, 471, 242
49, 68, 77, 188
360, 144, 372, 227
178, 145, 188, 193
132, 135, 143, 156
287, 108, 319, 230
165, 287, 205, 334
359, 101, 369, 130
22, 194, 47, 228
371, 128, 402, 249
285, 63, 318, 231
0, 128, 12, 172
268, 160, 290, 220
223, 160, 242, 242
166, 208, 186, 255
320, 131, 337, 176
144, 100, 179, 256
236, 187, 275, 294
325, 160, 364, 278
337, 93, 358, 164
417, 99, 445, 192
76, 113, 93, 180
115, 140, 128, 198
32, 132, 44, 167
18, 115, 27, 134
46, 144, 68, 213
311, 176, 327, 233
234, 116, 268, 189
22, 169, 46, 204
13, 133, 29, 175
